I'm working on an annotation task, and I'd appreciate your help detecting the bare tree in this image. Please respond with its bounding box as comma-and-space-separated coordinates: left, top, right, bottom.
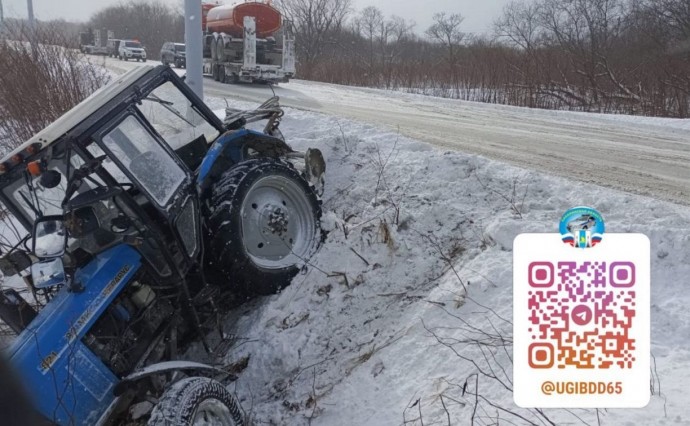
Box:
356, 6, 384, 76
426, 12, 466, 59
381, 16, 416, 88
276, 0, 352, 76
426, 12, 466, 96
494, 1, 543, 51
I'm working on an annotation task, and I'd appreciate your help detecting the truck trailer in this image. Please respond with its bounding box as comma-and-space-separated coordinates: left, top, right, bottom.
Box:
202, 2, 296, 84
79, 28, 113, 55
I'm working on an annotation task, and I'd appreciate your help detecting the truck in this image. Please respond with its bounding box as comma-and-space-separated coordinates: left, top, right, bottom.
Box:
0, 64, 326, 425
202, 1, 296, 84
79, 28, 114, 55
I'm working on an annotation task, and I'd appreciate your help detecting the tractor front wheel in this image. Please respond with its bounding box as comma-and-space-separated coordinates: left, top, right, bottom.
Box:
148, 377, 244, 426
206, 158, 323, 295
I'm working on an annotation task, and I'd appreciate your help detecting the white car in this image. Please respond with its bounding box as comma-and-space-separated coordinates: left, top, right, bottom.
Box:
118, 40, 147, 62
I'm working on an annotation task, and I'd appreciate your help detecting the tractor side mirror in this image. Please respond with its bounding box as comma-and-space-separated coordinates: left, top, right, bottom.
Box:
31, 258, 66, 289
32, 215, 67, 259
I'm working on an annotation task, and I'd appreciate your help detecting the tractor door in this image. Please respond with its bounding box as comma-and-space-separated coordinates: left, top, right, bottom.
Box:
94, 108, 202, 265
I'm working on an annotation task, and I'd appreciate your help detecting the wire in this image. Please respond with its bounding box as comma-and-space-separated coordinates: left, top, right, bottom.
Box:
223, 96, 284, 128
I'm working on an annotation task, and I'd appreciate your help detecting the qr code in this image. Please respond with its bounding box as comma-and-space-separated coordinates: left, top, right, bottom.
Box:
527, 261, 636, 369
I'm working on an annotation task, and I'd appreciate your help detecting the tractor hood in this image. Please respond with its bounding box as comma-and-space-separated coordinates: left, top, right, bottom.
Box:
8, 244, 141, 425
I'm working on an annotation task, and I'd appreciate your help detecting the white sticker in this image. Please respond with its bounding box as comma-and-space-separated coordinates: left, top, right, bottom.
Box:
513, 233, 650, 408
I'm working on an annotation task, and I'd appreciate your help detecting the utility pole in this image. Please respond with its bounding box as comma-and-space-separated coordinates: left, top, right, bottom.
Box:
184, 0, 204, 100
0, 0, 4, 35
27, 0, 34, 28
27, 0, 37, 58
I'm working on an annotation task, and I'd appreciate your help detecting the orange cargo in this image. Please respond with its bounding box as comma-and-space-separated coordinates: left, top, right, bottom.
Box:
202, 3, 218, 31
206, 2, 282, 38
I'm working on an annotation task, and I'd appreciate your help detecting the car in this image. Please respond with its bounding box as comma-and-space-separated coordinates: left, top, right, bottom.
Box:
118, 39, 147, 62
106, 38, 120, 57
0, 65, 326, 425
161, 42, 186, 68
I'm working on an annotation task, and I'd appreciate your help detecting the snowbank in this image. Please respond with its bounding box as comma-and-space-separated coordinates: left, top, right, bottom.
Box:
191, 96, 689, 425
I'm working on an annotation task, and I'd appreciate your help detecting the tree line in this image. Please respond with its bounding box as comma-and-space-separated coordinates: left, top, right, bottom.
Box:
278, 0, 690, 117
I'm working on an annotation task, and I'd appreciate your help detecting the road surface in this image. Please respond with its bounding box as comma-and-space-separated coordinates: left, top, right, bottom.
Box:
105, 57, 690, 206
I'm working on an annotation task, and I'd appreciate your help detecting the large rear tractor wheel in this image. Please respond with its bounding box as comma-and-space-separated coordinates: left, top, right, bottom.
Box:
148, 377, 244, 426
206, 158, 323, 295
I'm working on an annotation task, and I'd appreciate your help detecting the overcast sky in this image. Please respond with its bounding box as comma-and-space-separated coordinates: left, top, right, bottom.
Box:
2, 0, 511, 35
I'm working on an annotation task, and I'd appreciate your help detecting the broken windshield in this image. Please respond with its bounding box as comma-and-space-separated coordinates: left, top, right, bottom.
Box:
101, 115, 186, 206
138, 82, 218, 152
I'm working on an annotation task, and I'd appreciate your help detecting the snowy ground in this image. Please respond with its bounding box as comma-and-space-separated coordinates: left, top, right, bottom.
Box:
180, 94, 690, 425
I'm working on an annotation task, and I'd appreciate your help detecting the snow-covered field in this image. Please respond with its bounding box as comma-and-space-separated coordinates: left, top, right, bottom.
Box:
183, 95, 690, 425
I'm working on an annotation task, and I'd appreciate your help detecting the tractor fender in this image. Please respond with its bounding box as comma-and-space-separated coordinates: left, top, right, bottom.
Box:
113, 361, 225, 397
196, 128, 293, 194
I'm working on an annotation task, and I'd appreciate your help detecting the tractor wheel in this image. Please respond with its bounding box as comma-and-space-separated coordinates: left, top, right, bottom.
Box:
206, 158, 323, 295
148, 377, 244, 426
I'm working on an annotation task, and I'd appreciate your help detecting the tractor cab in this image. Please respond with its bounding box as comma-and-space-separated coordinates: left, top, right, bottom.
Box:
0, 67, 221, 283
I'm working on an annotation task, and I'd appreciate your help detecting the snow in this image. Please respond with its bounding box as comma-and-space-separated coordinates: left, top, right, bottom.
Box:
183, 95, 690, 425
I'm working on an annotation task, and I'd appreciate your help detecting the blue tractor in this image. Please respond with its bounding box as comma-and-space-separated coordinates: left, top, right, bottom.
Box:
0, 65, 325, 425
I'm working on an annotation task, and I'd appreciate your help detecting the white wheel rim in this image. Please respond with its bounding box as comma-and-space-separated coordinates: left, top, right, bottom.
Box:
240, 175, 316, 270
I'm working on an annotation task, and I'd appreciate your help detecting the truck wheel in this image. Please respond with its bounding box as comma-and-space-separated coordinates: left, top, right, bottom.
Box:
218, 66, 226, 83
216, 39, 225, 62
148, 377, 244, 426
207, 158, 323, 295
210, 38, 218, 61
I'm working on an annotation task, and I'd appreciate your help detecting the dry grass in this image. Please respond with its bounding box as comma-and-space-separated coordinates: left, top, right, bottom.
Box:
0, 23, 110, 153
